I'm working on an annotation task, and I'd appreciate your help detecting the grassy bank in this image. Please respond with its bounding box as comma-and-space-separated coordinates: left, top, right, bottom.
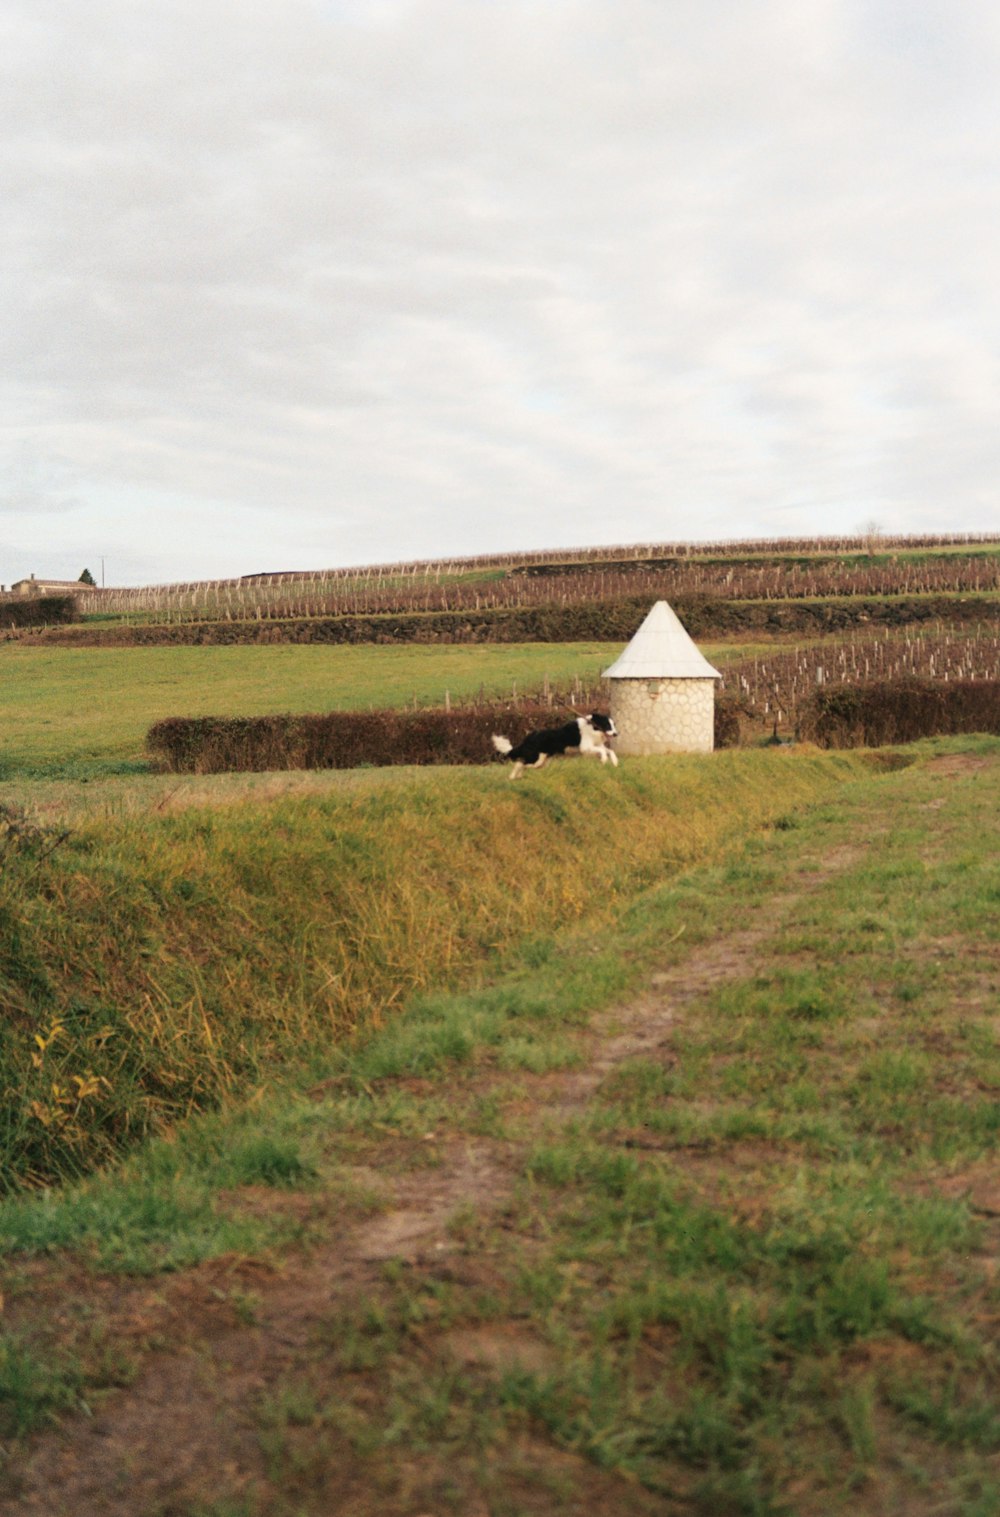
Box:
1, 748, 866, 1191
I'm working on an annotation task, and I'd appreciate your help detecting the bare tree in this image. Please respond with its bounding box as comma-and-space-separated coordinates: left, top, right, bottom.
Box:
858, 519, 884, 556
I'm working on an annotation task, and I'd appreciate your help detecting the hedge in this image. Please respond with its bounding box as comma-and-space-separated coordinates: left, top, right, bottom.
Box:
0, 595, 78, 631
148, 698, 744, 774
799, 678, 1000, 747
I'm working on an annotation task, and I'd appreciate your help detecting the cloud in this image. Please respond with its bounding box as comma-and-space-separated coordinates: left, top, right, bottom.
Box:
0, 444, 85, 516
1, 0, 999, 583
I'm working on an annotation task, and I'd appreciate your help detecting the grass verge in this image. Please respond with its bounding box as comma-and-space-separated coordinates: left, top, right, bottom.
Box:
1, 746, 866, 1191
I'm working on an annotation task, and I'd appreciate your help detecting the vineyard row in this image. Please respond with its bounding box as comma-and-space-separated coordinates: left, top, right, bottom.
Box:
720, 627, 1000, 731
75, 555, 1000, 623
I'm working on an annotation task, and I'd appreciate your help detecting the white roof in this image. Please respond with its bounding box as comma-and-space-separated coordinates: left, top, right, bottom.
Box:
602, 601, 721, 679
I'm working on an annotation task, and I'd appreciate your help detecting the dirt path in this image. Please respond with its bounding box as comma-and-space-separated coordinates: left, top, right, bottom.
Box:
0, 804, 895, 1517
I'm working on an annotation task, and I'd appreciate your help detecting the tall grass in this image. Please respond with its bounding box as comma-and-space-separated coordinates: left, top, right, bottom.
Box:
0, 748, 865, 1191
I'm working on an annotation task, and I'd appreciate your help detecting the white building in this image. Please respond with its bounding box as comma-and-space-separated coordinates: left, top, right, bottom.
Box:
603, 601, 721, 754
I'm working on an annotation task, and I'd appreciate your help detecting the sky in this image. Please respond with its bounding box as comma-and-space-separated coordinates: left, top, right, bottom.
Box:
2, 0, 999, 588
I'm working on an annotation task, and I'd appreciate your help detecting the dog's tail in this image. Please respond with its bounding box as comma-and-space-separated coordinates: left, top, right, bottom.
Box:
491, 734, 512, 756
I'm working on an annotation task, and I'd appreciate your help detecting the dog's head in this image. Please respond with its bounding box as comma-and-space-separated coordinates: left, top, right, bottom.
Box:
586, 712, 618, 738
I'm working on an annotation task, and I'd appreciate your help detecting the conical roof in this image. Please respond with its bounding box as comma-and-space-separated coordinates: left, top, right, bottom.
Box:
602, 601, 721, 679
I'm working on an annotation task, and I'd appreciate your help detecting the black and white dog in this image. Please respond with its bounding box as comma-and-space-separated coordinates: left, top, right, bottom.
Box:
491, 713, 618, 780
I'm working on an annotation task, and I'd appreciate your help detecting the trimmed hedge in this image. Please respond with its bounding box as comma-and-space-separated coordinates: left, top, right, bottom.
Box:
148, 698, 745, 774
0, 595, 77, 630
799, 678, 1000, 747
148, 704, 572, 774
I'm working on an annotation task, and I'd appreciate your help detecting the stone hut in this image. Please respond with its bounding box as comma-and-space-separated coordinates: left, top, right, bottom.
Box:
603, 600, 721, 755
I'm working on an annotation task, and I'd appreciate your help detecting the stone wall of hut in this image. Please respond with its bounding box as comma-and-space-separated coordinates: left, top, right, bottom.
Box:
610, 677, 716, 755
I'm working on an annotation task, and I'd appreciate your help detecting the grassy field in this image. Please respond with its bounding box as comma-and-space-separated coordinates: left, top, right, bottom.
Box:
6, 625, 997, 786
0, 736, 998, 1514
0, 638, 780, 782
0, 642, 626, 780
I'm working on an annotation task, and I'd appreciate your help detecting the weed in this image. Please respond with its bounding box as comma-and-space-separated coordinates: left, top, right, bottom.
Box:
0, 1331, 83, 1438
183, 1500, 261, 1517
835, 1378, 878, 1464
888, 1378, 1000, 1450
496, 1035, 584, 1074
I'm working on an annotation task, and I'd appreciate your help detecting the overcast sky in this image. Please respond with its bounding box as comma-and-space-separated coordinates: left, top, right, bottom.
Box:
2, 0, 999, 587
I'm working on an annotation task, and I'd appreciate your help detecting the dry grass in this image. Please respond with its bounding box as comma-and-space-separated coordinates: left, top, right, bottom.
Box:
0, 747, 865, 1191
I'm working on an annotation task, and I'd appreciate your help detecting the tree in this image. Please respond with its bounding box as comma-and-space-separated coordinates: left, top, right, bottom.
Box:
858, 520, 884, 557
78, 568, 96, 586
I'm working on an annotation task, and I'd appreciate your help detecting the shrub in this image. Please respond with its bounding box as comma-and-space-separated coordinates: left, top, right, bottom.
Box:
0, 595, 77, 631
799, 678, 1000, 747
714, 697, 743, 749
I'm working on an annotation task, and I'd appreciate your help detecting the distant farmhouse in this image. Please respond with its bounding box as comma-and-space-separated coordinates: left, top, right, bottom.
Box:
6, 575, 91, 596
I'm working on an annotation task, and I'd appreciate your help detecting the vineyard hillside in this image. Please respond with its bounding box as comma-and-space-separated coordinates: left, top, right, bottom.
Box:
5, 532, 999, 643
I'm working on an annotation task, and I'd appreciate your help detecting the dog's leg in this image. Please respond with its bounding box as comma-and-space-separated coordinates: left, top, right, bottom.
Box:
508, 761, 524, 781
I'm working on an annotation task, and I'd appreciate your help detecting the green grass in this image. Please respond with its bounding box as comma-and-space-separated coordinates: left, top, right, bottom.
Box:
0, 1331, 86, 1439
289, 735, 999, 1514
493, 740, 1000, 1509
0, 1094, 359, 1274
